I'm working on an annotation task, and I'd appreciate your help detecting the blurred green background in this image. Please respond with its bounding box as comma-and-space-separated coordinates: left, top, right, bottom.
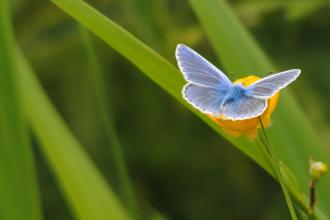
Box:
3, 0, 330, 219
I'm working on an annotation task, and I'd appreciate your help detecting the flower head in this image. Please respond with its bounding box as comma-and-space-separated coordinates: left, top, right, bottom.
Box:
310, 160, 328, 180
209, 75, 280, 138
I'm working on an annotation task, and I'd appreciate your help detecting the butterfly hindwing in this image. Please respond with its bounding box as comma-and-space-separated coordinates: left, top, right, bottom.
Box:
220, 95, 267, 120
182, 84, 227, 115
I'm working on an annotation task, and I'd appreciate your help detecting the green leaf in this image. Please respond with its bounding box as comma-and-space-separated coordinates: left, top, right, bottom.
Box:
49, 0, 329, 218
50, 0, 269, 174
79, 26, 140, 220
0, 0, 43, 219
187, 0, 330, 217
16, 49, 131, 220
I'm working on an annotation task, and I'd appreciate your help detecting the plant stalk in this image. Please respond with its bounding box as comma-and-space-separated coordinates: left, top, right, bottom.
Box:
258, 117, 297, 220
309, 179, 317, 212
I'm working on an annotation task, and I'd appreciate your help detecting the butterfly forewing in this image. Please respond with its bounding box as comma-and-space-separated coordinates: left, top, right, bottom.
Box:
176, 44, 232, 88
247, 69, 301, 99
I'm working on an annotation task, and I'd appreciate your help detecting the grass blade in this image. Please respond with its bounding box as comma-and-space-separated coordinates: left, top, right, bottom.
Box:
79, 26, 141, 220
0, 0, 43, 219
187, 0, 330, 216
50, 0, 268, 172
49, 0, 329, 218
15, 49, 131, 220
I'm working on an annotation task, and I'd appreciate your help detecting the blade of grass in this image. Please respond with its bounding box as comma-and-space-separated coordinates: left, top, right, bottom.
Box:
49, 0, 328, 218
187, 0, 330, 216
50, 0, 268, 173
79, 26, 141, 220
15, 49, 131, 220
0, 0, 43, 219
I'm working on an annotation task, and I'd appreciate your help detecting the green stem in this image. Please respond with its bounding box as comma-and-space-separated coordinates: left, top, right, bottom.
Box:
79, 27, 141, 220
255, 138, 276, 175
258, 117, 297, 220
309, 179, 317, 213
0, 0, 42, 219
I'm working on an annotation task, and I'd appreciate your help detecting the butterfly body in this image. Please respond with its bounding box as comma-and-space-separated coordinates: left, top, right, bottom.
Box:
224, 85, 246, 104
176, 44, 301, 121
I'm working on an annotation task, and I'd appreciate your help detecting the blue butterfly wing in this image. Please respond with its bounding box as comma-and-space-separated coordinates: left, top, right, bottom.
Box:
176, 44, 232, 115
222, 69, 300, 120
176, 44, 232, 88
247, 69, 301, 99
220, 95, 267, 120
183, 84, 227, 115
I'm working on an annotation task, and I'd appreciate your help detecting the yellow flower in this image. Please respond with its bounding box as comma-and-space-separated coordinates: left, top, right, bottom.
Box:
209, 75, 280, 138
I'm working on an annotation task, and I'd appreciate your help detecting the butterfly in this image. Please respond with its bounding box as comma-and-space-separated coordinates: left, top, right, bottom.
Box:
175, 44, 301, 120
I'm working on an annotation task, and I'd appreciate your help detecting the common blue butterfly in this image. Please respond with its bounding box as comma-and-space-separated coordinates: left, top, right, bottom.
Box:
175, 44, 301, 120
